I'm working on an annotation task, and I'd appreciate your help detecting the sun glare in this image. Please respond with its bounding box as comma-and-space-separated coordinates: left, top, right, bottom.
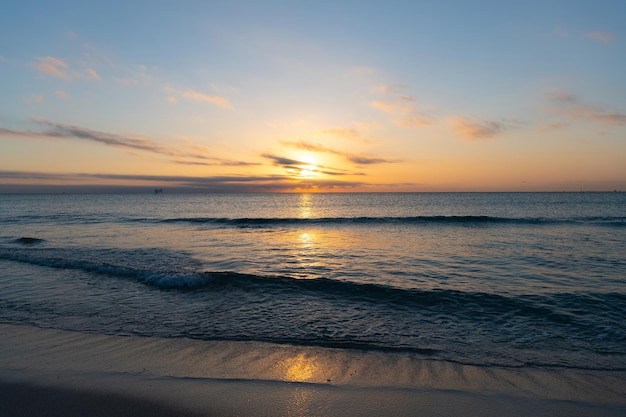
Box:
296, 152, 321, 178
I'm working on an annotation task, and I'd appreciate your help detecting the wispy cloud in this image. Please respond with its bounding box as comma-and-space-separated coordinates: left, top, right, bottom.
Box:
174, 159, 259, 167
262, 153, 361, 176
0, 168, 371, 193
280, 140, 400, 165
34, 56, 69, 78
450, 117, 516, 140
544, 89, 626, 126
0, 169, 324, 193
33, 56, 102, 80
0, 119, 255, 165
87, 68, 101, 80
165, 86, 232, 108
0, 56, 7, 62
181, 89, 232, 108
583, 31, 616, 43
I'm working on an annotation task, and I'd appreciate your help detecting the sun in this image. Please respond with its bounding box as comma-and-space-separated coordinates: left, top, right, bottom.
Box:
296, 152, 321, 178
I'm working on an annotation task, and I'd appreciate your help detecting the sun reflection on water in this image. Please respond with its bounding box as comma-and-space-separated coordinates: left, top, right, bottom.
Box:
281, 353, 318, 382
298, 193, 313, 219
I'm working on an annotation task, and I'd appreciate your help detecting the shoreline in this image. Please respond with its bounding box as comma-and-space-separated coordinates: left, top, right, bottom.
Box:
1, 323, 625, 416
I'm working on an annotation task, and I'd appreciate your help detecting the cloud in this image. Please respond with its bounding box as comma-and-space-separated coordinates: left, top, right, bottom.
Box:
180, 89, 231, 108
33, 56, 103, 80
55, 90, 68, 99
544, 90, 626, 126
34, 119, 175, 154
280, 140, 400, 166
0, 169, 371, 193
346, 155, 396, 165
370, 99, 431, 127
87, 68, 101, 80
0, 169, 330, 193
164, 86, 232, 108
0, 56, 7, 62
34, 56, 69, 78
0, 119, 255, 165
583, 31, 616, 43
261, 153, 359, 176
174, 159, 259, 167
450, 117, 514, 140
263, 154, 302, 167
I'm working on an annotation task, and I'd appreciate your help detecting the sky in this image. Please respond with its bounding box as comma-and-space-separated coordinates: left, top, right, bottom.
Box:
1, 0, 625, 193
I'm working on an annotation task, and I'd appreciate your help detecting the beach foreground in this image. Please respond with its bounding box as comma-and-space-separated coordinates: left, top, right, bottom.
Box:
1, 324, 624, 417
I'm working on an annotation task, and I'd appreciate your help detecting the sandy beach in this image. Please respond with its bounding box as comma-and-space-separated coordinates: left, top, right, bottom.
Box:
1, 323, 624, 416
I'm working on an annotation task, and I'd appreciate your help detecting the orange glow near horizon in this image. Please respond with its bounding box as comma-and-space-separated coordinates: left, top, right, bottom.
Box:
1, 2, 625, 193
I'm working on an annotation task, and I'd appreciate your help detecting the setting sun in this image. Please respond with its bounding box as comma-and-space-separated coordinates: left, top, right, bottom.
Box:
295, 152, 321, 178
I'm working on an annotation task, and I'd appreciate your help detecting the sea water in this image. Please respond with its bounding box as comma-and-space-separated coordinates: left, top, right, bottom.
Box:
0, 192, 624, 370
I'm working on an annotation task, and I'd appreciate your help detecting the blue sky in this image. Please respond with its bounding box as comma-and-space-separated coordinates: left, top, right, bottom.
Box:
1, 1, 625, 192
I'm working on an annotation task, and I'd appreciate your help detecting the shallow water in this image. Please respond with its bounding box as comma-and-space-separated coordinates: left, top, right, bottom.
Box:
1, 192, 625, 369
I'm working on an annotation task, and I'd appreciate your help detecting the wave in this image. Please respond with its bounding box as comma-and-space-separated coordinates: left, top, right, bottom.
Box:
2, 246, 625, 370
4, 213, 624, 228
2, 246, 624, 325
13, 237, 46, 245
155, 215, 626, 227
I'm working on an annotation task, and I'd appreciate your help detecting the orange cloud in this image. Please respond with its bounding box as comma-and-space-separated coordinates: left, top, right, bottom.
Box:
181, 89, 231, 108
34, 56, 69, 78
33, 56, 103, 80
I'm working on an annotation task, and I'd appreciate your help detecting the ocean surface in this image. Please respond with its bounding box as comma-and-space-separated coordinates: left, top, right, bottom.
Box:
0, 192, 624, 371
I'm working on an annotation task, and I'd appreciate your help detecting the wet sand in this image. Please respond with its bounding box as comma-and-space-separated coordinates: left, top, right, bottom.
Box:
1, 324, 625, 416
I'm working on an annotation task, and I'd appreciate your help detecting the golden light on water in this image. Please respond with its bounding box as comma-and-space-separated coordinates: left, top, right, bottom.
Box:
299, 232, 314, 244
298, 193, 313, 218
282, 353, 318, 382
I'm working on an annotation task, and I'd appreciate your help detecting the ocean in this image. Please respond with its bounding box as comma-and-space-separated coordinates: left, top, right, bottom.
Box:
1, 192, 624, 371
